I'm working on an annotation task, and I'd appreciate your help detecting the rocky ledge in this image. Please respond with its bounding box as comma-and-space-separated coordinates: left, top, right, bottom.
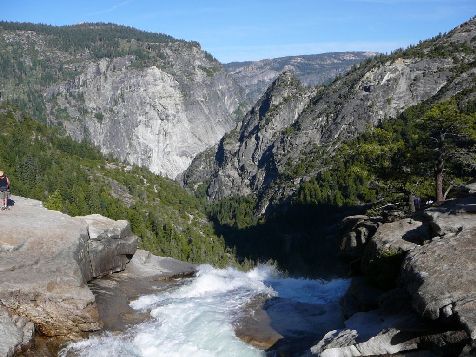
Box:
0, 196, 141, 356
0, 196, 196, 357
312, 193, 476, 356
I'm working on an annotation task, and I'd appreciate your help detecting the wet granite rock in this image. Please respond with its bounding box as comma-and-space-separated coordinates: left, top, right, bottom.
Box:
122, 249, 196, 279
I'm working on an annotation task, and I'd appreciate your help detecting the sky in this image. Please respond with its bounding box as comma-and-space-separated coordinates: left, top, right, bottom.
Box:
1, 0, 475, 63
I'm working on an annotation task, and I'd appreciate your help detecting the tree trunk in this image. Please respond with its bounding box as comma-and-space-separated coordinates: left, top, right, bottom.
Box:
435, 153, 444, 203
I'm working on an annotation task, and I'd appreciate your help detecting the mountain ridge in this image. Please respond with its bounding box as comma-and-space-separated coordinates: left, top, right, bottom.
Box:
0, 21, 244, 179
224, 51, 376, 104
184, 16, 476, 214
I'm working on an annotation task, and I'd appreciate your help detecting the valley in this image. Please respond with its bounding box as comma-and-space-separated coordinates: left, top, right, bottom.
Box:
0, 12, 475, 357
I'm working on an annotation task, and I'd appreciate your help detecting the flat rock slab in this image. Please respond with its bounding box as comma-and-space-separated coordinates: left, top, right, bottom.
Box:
234, 297, 283, 350
122, 249, 196, 279
366, 219, 428, 256
424, 196, 476, 237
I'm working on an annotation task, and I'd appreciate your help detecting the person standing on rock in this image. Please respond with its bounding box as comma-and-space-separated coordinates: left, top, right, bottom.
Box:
414, 196, 421, 210
408, 193, 416, 213
0, 171, 10, 210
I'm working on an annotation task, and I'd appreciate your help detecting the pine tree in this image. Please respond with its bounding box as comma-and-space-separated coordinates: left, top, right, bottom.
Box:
418, 100, 476, 202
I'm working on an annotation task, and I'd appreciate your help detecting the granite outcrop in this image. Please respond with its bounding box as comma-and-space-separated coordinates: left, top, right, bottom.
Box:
0, 196, 138, 355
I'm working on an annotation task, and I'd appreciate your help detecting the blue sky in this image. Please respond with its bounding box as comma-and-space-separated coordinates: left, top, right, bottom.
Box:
2, 0, 475, 62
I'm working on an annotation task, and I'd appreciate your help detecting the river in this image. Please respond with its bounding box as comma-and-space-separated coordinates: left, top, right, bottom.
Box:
59, 265, 350, 357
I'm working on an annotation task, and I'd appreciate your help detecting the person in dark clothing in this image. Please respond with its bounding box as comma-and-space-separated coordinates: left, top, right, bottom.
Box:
0, 171, 11, 210
414, 196, 421, 210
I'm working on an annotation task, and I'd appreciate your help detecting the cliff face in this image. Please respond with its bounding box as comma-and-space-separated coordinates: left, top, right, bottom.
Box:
183, 70, 315, 201
0, 23, 244, 178
184, 18, 476, 213
224, 52, 376, 104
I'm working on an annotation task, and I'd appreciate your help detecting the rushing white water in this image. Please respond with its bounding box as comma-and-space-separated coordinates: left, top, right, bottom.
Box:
60, 265, 350, 357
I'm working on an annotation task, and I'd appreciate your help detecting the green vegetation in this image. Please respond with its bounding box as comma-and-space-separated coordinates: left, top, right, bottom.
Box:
0, 22, 182, 59
94, 111, 104, 122
207, 195, 258, 229
292, 96, 476, 209
0, 105, 237, 267
205, 95, 476, 277
419, 100, 476, 201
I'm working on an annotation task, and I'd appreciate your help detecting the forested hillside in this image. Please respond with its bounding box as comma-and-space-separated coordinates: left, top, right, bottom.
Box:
179, 18, 476, 275
185, 17, 476, 213
202, 92, 475, 276
0, 105, 237, 267
0, 22, 189, 121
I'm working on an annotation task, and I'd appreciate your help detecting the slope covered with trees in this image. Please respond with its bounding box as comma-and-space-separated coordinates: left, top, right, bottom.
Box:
293, 96, 476, 208
204, 89, 476, 276
0, 105, 237, 267
184, 17, 476, 213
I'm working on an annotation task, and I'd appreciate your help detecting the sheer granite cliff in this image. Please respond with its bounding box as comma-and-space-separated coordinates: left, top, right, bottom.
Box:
0, 23, 244, 179
183, 70, 315, 202
184, 18, 476, 213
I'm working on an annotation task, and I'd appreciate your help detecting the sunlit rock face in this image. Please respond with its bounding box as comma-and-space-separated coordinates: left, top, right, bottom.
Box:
0, 24, 244, 179
44, 50, 243, 179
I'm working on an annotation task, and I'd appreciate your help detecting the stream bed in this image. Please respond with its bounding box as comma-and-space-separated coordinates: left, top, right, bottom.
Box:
58, 265, 350, 356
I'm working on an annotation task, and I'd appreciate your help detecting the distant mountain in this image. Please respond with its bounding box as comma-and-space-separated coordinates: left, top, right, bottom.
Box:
0, 22, 373, 180
183, 17, 476, 214
0, 22, 245, 179
224, 52, 377, 104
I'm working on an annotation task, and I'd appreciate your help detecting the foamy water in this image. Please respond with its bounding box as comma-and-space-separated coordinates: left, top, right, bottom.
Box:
60, 265, 350, 357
